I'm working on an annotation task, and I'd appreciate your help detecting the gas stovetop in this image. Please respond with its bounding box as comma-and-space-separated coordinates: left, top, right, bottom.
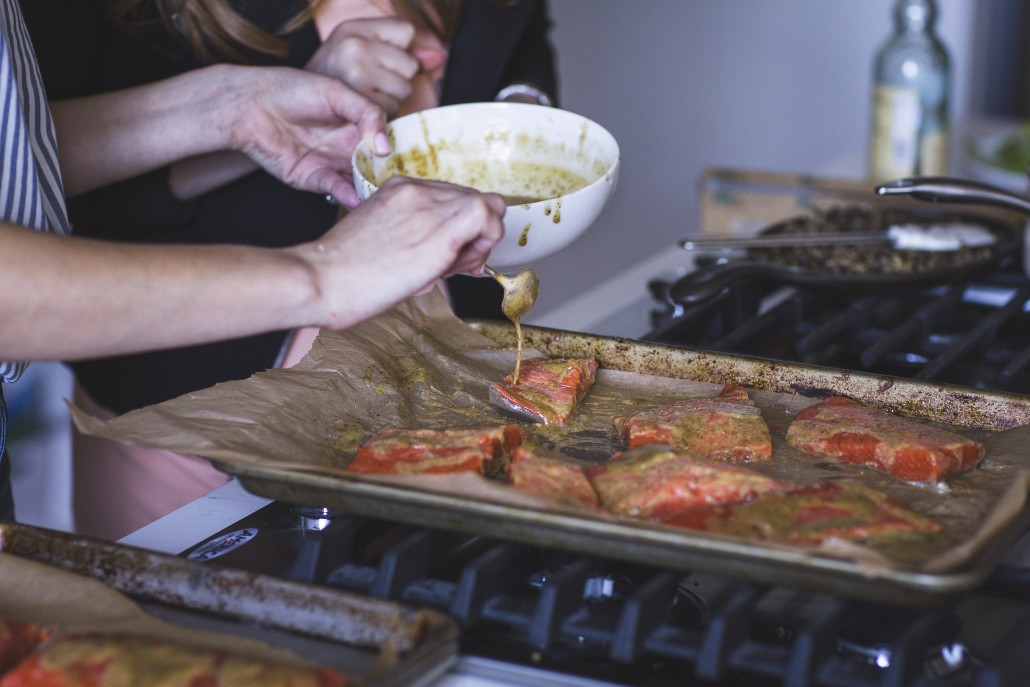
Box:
646, 260, 1030, 395
121, 483, 1030, 687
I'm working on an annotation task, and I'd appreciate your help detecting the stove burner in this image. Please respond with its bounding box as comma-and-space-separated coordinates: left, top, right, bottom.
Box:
836, 637, 971, 676
833, 609, 973, 682
291, 505, 344, 531
646, 266, 1030, 393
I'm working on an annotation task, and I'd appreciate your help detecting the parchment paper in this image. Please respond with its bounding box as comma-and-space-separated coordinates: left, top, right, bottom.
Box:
70, 286, 1030, 573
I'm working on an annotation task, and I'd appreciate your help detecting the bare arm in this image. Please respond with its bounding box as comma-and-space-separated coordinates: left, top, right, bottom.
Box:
51, 64, 388, 205
0, 177, 504, 361
0, 226, 315, 359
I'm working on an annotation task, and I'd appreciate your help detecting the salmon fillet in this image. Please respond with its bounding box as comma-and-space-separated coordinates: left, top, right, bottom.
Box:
614, 384, 772, 461
347, 425, 522, 476
664, 481, 941, 546
0, 634, 347, 687
0, 620, 49, 675
587, 445, 790, 520
785, 397, 984, 482
489, 357, 599, 426
506, 446, 599, 508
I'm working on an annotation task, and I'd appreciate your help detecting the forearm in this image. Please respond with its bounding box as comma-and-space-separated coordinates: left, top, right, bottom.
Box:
0, 178, 504, 364
51, 64, 241, 198
0, 224, 321, 361
52, 63, 386, 205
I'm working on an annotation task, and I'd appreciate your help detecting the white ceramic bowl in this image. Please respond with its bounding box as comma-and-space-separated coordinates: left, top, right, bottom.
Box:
352, 102, 620, 269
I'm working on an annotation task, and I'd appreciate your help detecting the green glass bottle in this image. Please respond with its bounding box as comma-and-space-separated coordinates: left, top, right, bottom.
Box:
868, 0, 950, 182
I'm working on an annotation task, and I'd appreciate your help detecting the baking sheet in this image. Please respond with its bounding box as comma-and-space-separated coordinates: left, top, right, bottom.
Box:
69, 288, 1030, 607
0, 523, 457, 686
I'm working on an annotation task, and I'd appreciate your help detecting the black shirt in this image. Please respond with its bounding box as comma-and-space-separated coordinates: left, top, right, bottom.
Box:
21, 0, 557, 414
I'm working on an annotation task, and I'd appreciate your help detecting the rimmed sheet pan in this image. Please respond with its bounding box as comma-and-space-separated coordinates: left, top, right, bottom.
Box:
224, 323, 1030, 608
69, 293, 1030, 608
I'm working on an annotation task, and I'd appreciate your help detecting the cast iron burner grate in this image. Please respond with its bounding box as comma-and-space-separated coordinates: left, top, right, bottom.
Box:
184, 502, 1030, 687
645, 265, 1030, 395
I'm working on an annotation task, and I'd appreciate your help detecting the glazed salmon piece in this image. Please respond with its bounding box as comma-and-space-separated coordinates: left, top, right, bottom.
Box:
347, 425, 522, 476
587, 445, 790, 520
614, 384, 772, 461
0, 620, 50, 675
489, 357, 599, 426
663, 481, 941, 546
0, 634, 347, 687
506, 447, 599, 508
785, 396, 984, 483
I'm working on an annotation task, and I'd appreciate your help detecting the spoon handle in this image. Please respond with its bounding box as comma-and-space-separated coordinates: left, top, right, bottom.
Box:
680, 233, 890, 251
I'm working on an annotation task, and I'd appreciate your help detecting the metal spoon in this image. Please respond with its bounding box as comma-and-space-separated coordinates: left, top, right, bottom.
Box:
484, 265, 540, 322
483, 265, 539, 383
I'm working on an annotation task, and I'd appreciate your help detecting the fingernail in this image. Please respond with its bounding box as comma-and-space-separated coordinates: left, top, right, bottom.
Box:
374, 132, 392, 156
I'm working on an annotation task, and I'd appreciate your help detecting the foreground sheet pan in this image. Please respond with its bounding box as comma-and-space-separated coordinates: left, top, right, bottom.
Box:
0, 523, 457, 686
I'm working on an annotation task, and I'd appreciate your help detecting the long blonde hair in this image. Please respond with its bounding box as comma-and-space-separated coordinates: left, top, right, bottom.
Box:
107, 0, 464, 63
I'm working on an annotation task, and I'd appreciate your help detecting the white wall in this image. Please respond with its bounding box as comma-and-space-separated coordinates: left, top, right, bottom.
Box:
526, 0, 978, 324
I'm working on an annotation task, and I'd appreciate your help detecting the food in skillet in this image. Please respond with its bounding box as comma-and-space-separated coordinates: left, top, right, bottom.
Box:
506, 446, 599, 508
663, 481, 941, 545
750, 205, 999, 275
346, 425, 522, 476
586, 445, 790, 519
785, 397, 984, 483
489, 357, 599, 426
0, 634, 347, 687
614, 384, 772, 461
0, 620, 49, 674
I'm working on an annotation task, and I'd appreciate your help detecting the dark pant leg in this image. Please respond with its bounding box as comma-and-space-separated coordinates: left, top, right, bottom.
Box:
0, 386, 15, 521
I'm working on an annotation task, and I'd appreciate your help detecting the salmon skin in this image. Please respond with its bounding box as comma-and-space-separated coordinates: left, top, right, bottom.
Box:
785, 396, 984, 483
586, 445, 789, 519
506, 446, 599, 508
614, 384, 772, 461
346, 425, 522, 476
489, 357, 599, 426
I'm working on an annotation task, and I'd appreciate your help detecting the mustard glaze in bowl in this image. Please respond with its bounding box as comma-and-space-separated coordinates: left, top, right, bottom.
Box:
352, 102, 620, 269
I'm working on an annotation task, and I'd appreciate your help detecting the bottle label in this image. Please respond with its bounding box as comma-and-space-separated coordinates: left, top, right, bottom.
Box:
870, 84, 921, 181
869, 83, 948, 181
920, 128, 949, 176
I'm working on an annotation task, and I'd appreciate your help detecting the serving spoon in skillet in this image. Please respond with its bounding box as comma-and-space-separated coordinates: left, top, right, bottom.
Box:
680, 223, 996, 252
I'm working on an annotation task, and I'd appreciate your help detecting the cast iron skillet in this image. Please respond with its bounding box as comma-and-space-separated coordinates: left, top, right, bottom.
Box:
667, 205, 1020, 307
